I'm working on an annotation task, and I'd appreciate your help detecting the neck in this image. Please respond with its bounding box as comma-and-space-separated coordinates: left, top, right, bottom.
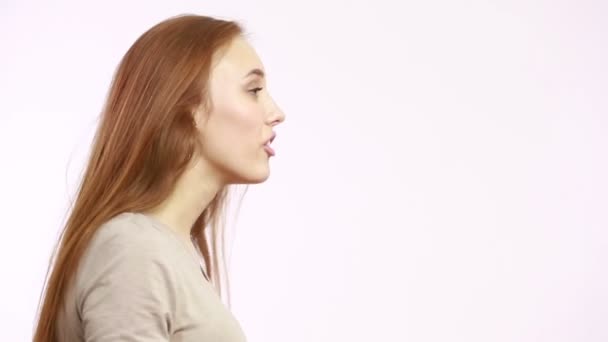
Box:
143, 156, 224, 239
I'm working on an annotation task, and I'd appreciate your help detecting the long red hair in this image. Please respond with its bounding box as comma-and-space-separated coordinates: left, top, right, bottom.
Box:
33, 14, 243, 342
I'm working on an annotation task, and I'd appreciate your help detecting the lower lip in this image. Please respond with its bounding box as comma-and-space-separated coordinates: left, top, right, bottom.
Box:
264, 145, 275, 156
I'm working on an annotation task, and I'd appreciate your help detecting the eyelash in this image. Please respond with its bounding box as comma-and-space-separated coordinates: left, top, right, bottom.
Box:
249, 87, 263, 96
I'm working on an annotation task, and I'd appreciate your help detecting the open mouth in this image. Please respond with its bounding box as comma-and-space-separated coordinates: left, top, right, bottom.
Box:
264, 133, 276, 156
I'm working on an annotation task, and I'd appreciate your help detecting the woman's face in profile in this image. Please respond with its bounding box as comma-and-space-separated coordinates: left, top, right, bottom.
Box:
195, 36, 285, 184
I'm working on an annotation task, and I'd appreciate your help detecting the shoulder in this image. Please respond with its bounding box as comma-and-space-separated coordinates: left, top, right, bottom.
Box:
89, 211, 170, 253
75, 212, 178, 298
72, 213, 179, 339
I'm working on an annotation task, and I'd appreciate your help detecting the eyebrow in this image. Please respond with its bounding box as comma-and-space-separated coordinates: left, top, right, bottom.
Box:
245, 68, 266, 79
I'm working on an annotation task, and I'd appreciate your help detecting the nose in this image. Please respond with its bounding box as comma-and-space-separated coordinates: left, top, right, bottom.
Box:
266, 99, 286, 126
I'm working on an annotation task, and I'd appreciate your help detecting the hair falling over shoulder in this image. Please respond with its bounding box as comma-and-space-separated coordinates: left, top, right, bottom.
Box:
33, 14, 243, 342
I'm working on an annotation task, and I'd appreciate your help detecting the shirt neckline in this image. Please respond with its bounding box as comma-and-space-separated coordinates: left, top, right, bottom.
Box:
130, 211, 210, 282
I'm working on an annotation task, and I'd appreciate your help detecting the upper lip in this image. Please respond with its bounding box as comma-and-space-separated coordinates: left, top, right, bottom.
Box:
265, 132, 276, 145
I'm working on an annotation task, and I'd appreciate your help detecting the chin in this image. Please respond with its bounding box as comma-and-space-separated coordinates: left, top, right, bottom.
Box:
247, 169, 271, 184
230, 166, 270, 184
231, 174, 269, 185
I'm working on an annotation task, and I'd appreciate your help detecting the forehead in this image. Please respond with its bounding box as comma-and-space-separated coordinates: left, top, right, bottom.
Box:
211, 36, 264, 81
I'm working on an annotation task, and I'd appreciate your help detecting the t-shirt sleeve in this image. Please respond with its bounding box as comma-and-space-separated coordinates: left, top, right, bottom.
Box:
76, 225, 177, 342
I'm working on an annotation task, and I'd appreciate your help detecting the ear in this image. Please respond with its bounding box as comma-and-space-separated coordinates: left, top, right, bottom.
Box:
192, 104, 209, 131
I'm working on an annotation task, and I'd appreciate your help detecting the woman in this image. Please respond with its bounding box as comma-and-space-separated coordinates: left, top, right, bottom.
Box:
33, 14, 285, 342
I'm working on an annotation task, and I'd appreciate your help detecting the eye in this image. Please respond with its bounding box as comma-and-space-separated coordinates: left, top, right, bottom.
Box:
249, 87, 263, 97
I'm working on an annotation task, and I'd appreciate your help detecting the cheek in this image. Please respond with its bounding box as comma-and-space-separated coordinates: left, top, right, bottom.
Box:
206, 104, 262, 156
225, 106, 260, 143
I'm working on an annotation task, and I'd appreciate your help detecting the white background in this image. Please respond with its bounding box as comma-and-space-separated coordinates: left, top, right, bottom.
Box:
1, 0, 607, 341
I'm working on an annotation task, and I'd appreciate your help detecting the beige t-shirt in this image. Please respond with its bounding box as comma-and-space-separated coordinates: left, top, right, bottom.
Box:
57, 212, 247, 342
